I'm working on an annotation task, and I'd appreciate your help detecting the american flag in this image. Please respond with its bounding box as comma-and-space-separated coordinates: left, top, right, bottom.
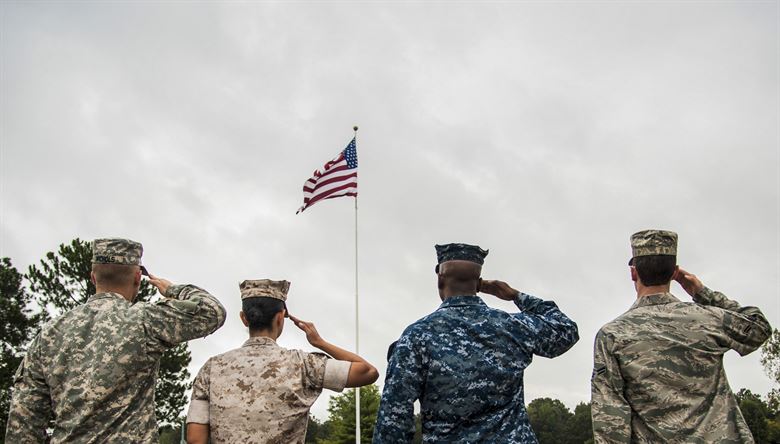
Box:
296, 138, 358, 214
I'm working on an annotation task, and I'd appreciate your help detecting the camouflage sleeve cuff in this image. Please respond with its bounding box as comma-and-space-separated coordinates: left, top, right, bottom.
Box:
163, 284, 186, 299
323, 359, 351, 392
693, 286, 716, 305
186, 400, 209, 424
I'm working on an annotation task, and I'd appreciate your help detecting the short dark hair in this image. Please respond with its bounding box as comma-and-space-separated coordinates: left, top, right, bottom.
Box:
92, 263, 137, 287
633, 255, 677, 286
242, 297, 285, 331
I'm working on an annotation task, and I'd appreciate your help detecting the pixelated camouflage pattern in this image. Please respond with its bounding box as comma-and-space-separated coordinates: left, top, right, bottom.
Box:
187, 337, 339, 444
373, 293, 579, 443
91, 238, 144, 265
630, 229, 678, 258
5, 284, 226, 443
239, 279, 290, 301
591, 287, 771, 443
435, 243, 489, 265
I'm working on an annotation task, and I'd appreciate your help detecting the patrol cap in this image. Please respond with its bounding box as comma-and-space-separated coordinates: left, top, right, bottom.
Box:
629, 229, 678, 265
92, 238, 143, 266
435, 243, 489, 265
240, 279, 290, 302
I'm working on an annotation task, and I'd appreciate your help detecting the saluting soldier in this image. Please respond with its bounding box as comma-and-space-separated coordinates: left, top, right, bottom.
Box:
373, 243, 580, 442
185, 279, 379, 444
591, 230, 772, 443
5, 238, 226, 443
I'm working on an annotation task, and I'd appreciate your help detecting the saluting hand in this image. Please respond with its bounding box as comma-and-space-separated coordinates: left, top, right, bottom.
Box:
674, 267, 704, 297
479, 280, 520, 301
289, 315, 325, 348
147, 275, 173, 297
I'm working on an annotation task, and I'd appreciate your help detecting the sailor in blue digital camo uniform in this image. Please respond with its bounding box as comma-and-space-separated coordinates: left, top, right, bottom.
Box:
373, 243, 580, 443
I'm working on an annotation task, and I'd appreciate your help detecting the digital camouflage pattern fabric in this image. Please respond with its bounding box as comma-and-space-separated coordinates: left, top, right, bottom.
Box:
5, 284, 226, 443
186, 336, 350, 444
91, 238, 144, 265
434, 243, 489, 265
373, 293, 579, 443
591, 287, 771, 443
239, 279, 290, 301
629, 229, 677, 261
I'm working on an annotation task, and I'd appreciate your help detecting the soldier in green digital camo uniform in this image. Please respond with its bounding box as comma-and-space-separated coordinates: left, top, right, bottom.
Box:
5, 238, 227, 443
591, 230, 772, 443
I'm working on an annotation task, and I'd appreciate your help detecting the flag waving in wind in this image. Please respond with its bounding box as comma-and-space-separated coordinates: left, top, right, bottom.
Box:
296, 137, 358, 214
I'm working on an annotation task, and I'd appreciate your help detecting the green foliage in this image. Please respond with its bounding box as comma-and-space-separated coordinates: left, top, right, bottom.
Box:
0, 258, 39, 442
736, 389, 772, 443
306, 414, 329, 443
319, 385, 381, 443
762, 329, 780, 412
24, 238, 192, 427
158, 420, 185, 444
527, 398, 593, 444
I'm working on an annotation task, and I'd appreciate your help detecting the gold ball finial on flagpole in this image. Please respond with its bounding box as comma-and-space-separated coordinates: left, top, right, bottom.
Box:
353, 126, 359, 131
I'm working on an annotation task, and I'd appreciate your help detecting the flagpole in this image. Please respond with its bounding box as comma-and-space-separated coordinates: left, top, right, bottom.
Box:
353, 125, 361, 444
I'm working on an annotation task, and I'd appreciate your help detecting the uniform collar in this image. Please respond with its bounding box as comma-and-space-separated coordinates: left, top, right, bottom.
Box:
243, 336, 278, 348
439, 295, 485, 309
630, 292, 680, 310
87, 292, 130, 304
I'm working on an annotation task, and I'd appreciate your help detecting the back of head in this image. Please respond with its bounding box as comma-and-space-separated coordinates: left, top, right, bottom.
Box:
435, 243, 488, 297
242, 297, 286, 331
240, 279, 290, 333
629, 230, 678, 287
92, 263, 138, 288
632, 255, 677, 286
91, 238, 144, 295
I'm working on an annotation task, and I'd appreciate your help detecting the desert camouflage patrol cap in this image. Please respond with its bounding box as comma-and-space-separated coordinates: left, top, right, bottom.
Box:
435, 243, 489, 265
92, 238, 144, 267
240, 279, 290, 301
629, 229, 678, 265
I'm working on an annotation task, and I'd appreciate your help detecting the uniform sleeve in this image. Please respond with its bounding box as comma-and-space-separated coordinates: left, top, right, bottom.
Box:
591, 330, 632, 443
372, 332, 423, 443
513, 292, 580, 358
143, 284, 226, 353
301, 352, 350, 392
694, 287, 772, 356
186, 359, 211, 424
5, 335, 52, 444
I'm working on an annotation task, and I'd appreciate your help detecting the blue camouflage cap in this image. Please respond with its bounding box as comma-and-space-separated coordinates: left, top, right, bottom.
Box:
435, 243, 489, 265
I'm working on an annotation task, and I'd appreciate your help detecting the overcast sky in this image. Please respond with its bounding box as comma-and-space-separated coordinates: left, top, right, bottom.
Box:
1, 1, 778, 421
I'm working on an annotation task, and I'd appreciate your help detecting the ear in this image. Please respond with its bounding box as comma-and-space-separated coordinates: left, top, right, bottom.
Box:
630, 266, 638, 283
90, 271, 97, 286
134, 269, 142, 287
239, 311, 249, 327
671, 265, 680, 281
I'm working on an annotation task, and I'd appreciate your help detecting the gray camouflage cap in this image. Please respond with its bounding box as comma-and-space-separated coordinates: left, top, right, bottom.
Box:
92, 238, 143, 266
629, 229, 678, 264
435, 243, 489, 265
240, 279, 290, 301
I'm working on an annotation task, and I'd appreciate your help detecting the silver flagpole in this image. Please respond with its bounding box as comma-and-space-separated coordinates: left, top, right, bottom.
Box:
353, 126, 361, 444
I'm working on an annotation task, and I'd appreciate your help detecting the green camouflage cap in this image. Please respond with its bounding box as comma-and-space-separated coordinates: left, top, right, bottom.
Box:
435, 243, 489, 265
629, 229, 678, 264
92, 238, 143, 266
240, 279, 290, 302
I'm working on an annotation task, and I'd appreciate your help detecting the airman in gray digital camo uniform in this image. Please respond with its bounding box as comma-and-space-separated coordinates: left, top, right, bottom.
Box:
185, 279, 378, 444
591, 230, 772, 443
5, 238, 226, 443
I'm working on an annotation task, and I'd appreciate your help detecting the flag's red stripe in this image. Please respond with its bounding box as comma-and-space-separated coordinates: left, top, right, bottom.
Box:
305, 182, 358, 207
303, 179, 358, 204
303, 172, 358, 193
